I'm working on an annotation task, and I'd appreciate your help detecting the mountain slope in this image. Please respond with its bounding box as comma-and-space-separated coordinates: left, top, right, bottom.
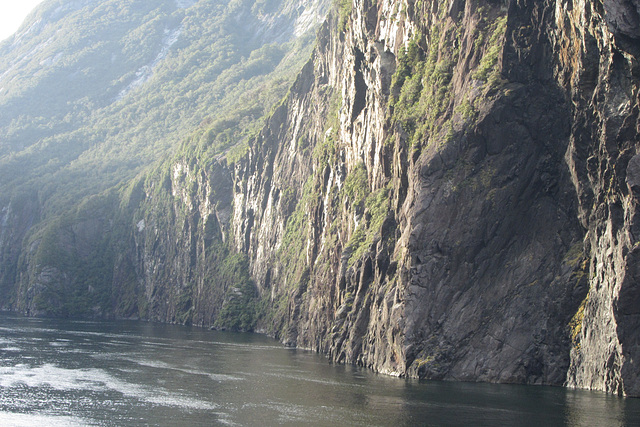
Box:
0, 0, 327, 306
0, 0, 324, 210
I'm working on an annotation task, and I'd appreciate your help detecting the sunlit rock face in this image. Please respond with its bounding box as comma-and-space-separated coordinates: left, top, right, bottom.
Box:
231, 0, 581, 382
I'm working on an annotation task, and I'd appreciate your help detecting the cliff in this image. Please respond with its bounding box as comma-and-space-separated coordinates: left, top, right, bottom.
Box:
556, 0, 640, 396
230, 0, 639, 394
230, 0, 583, 384
3, 0, 640, 397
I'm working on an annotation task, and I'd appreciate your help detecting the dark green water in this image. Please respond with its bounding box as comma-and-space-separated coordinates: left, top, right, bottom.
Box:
1, 314, 639, 426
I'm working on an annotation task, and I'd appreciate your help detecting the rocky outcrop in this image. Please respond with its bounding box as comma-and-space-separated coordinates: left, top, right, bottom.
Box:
124, 157, 237, 326
554, 0, 640, 396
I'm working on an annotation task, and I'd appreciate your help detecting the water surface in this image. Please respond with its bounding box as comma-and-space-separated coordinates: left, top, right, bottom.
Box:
0, 314, 638, 426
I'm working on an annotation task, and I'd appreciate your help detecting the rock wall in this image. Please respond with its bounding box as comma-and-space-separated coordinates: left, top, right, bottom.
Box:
232, 0, 639, 394
554, 0, 640, 395
234, 0, 581, 381
123, 157, 236, 326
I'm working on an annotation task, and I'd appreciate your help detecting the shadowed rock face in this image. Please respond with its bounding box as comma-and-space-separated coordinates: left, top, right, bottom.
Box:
551, 0, 640, 397
604, 0, 640, 40
4, 0, 640, 395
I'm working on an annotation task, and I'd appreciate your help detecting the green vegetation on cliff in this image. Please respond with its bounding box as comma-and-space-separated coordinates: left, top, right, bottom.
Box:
390, 27, 457, 148
0, 0, 318, 215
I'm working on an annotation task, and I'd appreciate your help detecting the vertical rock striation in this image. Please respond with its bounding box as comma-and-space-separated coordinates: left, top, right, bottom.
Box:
234, 0, 586, 381
554, 0, 640, 395
231, 0, 640, 394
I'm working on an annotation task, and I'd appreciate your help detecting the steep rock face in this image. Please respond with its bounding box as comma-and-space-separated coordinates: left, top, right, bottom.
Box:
232, 7, 402, 366
232, 0, 586, 382
554, 0, 640, 395
232, 0, 638, 394
121, 157, 237, 326
388, 0, 585, 384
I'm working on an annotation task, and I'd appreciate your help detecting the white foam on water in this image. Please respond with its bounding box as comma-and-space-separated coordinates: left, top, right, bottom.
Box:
260, 371, 347, 387
0, 364, 218, 411
0, 413, 88, 427
126, 358, 171, 369
242, 401, 357, 425
65, 330, 132, 340
0, 364, 115, 391
243, 402, 320, 423
214, 341, 283, 351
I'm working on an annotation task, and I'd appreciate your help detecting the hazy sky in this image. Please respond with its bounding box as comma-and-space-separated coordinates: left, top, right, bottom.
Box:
0, 0, 46, 41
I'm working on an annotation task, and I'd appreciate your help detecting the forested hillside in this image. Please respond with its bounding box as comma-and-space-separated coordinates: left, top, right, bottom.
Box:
0, 0, 324, 211
0, 0, 326, 309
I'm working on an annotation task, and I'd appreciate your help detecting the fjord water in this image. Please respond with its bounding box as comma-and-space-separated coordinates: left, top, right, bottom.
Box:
0, 314, 638, 427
